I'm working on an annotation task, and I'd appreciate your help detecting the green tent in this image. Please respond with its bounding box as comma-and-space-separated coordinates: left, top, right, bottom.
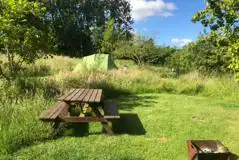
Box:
73, 54, 117, 72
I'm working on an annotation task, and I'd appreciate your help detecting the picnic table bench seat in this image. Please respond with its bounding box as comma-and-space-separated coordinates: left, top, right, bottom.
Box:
39, 102, 69, 122
103, 100, 120, 119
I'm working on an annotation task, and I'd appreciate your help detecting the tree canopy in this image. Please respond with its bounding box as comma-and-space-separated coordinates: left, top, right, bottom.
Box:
0, 0, 133, 81
0, 0, 50, 81
45, 0, 133, 57
192, 0, 239, 79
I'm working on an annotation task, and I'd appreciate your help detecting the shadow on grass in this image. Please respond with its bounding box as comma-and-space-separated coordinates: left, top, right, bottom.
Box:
220, 102, 239, 109
61, 123, 90, 137
119, 95, 159, 111
8, 124, 89, 154
7, 135, 53, 154
112, 113, 146, 135
88, 81, 133, 99
55, 113, 146, 137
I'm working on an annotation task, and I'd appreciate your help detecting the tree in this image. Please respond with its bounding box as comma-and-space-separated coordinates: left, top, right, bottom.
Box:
187, 35, 230, 74
192, 0, 239, 78
169, 49, 191, 74
0, 0, 49, 81
114, 35, 176, 66
192, 0, 239, 33
45, 0, 133, 57
113, 37, 156, 66
100, 18, 117, 54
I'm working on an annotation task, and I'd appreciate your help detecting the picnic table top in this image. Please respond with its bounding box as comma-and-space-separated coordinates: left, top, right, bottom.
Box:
59, 88, 102, 103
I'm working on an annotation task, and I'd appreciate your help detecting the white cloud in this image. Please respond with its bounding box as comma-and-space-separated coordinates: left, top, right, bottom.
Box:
171, 38, 193, 47
127, 0, 177, 21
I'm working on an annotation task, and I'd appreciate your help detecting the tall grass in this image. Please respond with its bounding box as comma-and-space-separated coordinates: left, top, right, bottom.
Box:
1, 56, 238, 104
0, 56, 239, 156
0, 97, 53, 155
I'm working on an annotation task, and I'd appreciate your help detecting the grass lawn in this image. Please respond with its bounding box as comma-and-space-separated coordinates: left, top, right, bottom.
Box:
10, 93, 239, 160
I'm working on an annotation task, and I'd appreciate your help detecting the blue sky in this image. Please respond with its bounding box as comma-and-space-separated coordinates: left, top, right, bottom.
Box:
128, 0, 207, 47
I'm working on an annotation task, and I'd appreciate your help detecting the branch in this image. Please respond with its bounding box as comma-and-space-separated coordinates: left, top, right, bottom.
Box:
6, 45, 13, 75
0, 65, 10, 82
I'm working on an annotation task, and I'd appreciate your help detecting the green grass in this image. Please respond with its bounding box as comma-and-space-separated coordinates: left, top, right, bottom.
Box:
1, 56, 239, 159
4, 94, 239, 160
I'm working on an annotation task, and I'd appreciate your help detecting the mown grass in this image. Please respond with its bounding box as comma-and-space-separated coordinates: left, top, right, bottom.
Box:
2, 94, 239, 160
0, 55, 239, 159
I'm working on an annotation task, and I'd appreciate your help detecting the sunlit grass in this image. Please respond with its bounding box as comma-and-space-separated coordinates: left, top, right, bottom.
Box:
5, 94, 239, 160
0, 55, 239, 159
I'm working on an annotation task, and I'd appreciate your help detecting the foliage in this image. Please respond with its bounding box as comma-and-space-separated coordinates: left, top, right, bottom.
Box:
100, 18, 118, 54
169, 33, 232, 75
192, 0, 239, 79
45, 0, 133, 56
228, 39, 239, 79
188, 34, 230, 74
192, 0, 239, 32
114, 36, 176, 66
0, 0, 50, 81
169, 49, 191, 74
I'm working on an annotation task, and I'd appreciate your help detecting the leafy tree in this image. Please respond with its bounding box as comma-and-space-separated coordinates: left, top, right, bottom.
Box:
114, 36, 176, 66
192, 0, 239, 78
187, 35, 230, 74
192, 0, 239, 33
169, 49, 191, 74
114, 37, 156, 65
169, 34, 231, 75
45, 0, 133, 56
100, 18, 118, 54
0, 0, 49, 82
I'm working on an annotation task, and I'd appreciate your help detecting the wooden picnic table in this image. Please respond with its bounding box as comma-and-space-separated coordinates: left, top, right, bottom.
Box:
40, 88, 120, 135
59, 88, 102, 103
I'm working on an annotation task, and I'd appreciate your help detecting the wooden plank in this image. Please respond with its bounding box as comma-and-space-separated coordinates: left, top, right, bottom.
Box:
71, 89, 85, 101
77, 89, 89, 101
64, 89, 80, 101
82, 89, 94, 102
104, 116, 120, 119
39, 102, 63, 120
39, 107, 55, 120
61, 116, 107, 123
51, 102, 69, 119
48, 102, 69, 119
58, 103, 70, 118
94, 89, 102, 103
89, 89, 98, 102
58, 89, 75, 100
44, 102, 63, 119
39, 102, 69, 121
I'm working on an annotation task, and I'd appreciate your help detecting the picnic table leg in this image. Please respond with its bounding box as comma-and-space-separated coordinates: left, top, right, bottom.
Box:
52, 120, 60, 129
50, 119, 61, 137
52, 104, 69, 135
101, 122, 113, 135
91, 105, 114, 136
